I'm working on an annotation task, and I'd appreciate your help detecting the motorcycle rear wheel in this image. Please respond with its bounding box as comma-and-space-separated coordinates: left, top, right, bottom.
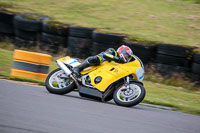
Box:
113, 82, 145, 107
45, 68, 76, 95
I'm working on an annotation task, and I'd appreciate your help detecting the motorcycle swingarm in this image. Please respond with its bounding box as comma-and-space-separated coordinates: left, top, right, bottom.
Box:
78, 86, 103, 101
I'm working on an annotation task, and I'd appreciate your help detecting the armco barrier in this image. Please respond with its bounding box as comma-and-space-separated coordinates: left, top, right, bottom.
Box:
11, 50, 51, 80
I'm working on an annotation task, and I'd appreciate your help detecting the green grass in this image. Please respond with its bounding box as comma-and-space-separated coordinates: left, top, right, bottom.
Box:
144, 67, 200, 91
0, 46, 14, 76
0, 0, 200, 47
0, 43, 200, 115
144, 81, 200, 115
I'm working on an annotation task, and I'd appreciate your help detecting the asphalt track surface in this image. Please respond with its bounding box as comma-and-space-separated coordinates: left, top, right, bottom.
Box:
0, 79, 200, 133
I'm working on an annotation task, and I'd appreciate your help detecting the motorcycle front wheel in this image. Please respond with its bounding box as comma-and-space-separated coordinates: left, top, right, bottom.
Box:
45, 68, 76, 95
113, 82, 145, 107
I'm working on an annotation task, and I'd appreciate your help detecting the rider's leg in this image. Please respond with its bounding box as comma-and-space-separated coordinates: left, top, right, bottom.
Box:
73, 60, 90, 76
73, 55, 101, 76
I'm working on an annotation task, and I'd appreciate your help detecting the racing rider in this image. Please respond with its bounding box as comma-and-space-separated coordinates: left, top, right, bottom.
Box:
73, 45, 134, 77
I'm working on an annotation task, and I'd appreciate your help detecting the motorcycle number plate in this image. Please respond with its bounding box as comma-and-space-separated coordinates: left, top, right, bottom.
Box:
66, 59, 81, 67
58, 56, 71, 63
58, 56, 81, 67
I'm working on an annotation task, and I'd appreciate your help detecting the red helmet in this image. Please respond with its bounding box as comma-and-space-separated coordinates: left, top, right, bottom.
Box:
117, 45, 133, 62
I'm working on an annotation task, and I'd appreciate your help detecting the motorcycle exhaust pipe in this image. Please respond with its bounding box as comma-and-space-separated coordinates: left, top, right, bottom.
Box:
56, 60, 80, 87
56, 60, 72, 75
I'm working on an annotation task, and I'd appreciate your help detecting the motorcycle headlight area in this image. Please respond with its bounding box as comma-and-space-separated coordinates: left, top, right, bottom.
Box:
136, 67, 144, 82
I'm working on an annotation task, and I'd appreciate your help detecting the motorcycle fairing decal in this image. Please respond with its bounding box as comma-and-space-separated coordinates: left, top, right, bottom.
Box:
69, 60, 78, 65
139, 73, 144, 80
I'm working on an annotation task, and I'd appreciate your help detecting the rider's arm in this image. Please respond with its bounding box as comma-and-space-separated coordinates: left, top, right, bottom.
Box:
103, 53, 124, 63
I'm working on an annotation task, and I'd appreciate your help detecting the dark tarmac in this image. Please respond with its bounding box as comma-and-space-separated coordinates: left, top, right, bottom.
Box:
0, 79, 200, 133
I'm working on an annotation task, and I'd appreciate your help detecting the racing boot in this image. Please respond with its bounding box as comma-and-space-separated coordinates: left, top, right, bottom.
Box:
73, 60, 90, 78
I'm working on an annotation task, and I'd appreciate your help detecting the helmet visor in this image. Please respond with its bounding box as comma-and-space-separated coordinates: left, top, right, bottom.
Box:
122, 49, 132, 62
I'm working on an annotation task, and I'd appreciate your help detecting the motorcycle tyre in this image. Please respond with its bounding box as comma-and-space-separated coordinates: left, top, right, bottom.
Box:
113, 82, 145, 107
45, 68, 76, 95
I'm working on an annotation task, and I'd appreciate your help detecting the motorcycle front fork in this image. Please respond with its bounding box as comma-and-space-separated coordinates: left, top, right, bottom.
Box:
122, 76, 130, 90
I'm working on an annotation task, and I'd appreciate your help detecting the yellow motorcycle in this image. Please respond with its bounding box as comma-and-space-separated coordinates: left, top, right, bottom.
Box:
45, 55, 145, 107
